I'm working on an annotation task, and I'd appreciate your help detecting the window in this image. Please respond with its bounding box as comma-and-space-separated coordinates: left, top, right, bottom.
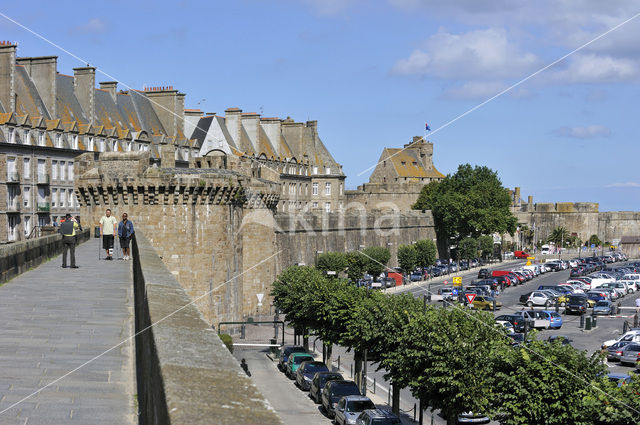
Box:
23, 186, 30, 207
312, 201, 318, 208
23, 129, 30, 145
60, 162, 66, 181
8, 127, 15, 143
38, 215, 48, 227
312, 182, 318, 196
68, 190, 74, 208
68, 162, 74, 180
88, 137, 94, 151
325, 182, 331, 196
325, 167, 330, 174
23, 158, 30, 179
7, 186, 18, 208
72, 135, 78, 149
38, 131, 45, 146
23, 216, 31, 237
7, 157, 16, 180
312, 166, 318, 175
325, 202, 331, 212
401, 161, 406, 166
7, 216, 17, 241
51, 161, 58, 180
37, 187, 46, 203
37, 159, 45, 180
112, 140, 117, 151
51, 188, 57, 208
55, 134, 61, 148
99, 138, 105, 152
340, 183, 343, 195
59, 189, 66, 207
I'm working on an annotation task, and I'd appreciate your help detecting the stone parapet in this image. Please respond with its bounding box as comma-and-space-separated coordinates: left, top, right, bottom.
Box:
0, 229, 90, 283
132, 231, 282, 425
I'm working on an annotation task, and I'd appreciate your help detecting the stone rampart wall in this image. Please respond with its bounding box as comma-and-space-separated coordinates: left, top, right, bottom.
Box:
0, 229, 90, 283
131, 231, 283, 425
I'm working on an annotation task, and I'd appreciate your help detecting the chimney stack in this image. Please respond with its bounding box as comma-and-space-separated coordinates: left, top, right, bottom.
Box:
73, 67, 96, 125
145, 86, 185, 138
0, 42, 17, 113
514, 187, 521, 206
99, 81, 117, 101
261, 117, 281, 157
224, 108, 242, 146
241, 113, 260, 152
16, 56, 57, 118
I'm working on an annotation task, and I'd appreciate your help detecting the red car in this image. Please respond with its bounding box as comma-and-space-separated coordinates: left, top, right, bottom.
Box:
514, 250, 530, 259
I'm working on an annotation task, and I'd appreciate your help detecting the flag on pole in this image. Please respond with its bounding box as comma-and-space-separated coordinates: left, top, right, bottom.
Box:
425, 122, 431, 131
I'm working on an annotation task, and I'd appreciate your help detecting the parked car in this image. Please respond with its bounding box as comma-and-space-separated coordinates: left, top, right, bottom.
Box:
514, 250, 530, 259
565, 294, 593, 315
607, 373, 632, 387
618, 343, 640, 366
278, 345, 306, 371
477, 268, 490, 279
602, 330, 640, 349
606, 341, 633, 361
470, 296, 502, 311
410, 271, 423, 282
540, 310, 563, 329
495, 314, 526, 333
322, 380, 361, 418
512, 310, 550, 329
509, 332, 526, 346
457, 412, 491, 424
547, 335, 573, 346
519, 291, 554, 307
295, 360, 329, 390
309, 371, 343, 403
355, 409, 402, 425
334, 395, 376, 425
593, 300, 615, 315
286, 352, 315, 378
439, 287, 454, 301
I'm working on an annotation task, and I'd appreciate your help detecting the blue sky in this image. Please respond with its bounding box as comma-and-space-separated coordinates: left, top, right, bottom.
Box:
2, 0, 639, 211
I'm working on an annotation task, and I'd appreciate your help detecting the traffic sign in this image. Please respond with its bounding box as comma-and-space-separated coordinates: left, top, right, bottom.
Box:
452, 276, 462, 285
256, 293, 264, 307
465, 293, 477, 304
526, 256, 535, 260
452, 289, 459, 296
443, 280, 448, 285
591, 244, 596, 248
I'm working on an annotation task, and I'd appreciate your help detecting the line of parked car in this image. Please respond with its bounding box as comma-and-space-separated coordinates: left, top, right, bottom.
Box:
277, 345, 402, 425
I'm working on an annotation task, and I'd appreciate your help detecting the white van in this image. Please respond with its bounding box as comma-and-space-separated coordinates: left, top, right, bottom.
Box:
622, 274, 640, 282
590, 277, 615, 289
522, 265, 540, 276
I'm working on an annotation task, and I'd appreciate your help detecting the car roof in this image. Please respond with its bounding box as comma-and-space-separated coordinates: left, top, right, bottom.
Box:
341, 395, 372, 402
361, 408, 400, 419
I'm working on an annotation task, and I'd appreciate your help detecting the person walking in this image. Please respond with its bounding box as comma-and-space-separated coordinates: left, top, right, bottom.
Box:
635, 296, 640, 314
99, 209, 118, 260
117, 213, 135, 261
59, 213, 79, 268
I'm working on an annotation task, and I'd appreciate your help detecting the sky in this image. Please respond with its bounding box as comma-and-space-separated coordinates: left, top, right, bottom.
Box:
1, 0, 639, 211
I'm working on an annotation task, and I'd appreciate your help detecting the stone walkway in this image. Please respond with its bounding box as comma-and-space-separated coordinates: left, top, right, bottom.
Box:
0, 239, 136, 425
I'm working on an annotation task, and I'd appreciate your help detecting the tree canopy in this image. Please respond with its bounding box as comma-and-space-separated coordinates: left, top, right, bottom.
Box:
362, 246, 391, 277
415, 239, 437, 268
413, 164, 517, 243
316, 251, 347, 276
397, 244, 417, 273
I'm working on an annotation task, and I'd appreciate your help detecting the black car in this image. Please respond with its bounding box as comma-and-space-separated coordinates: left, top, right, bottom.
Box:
322, 380, 361, 418
477, 268, 490, 279
495, 314, 526, 332
356, 409, 402, 425
565, 294, 589, 315
278, 345, 306, 371
295, 360, 329, 391
309, 371, 343, 403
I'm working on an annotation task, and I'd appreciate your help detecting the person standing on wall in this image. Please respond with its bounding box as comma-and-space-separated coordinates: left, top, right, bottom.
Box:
59, 213, 79, 268
117, 213, 134, 261
99, 208, 118, 260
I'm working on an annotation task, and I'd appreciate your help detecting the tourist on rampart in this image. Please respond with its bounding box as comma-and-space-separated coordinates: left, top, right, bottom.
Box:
117, 213, 134, 261
99, 209, 118, 260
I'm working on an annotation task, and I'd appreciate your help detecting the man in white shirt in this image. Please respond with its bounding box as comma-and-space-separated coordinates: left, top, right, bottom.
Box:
99, 209, 118, 260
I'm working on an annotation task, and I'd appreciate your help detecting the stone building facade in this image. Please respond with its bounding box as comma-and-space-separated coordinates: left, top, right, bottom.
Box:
346, 136, 444, 211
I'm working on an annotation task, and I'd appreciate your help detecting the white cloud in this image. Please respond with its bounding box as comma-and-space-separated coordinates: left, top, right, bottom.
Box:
73, 18, 107, 34
551, 53, 640, 83
392, 28, 540, 79
553, 125, 611, 138
605, 182, 640, 188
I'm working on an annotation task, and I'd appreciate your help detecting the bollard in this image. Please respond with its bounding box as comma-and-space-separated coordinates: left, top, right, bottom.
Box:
617, 302, 621, 315
388, 388, 391, 405
413, 403, 417, 422
493, 299, 496, 311
579, 313, 585, 329
350, 363, 353, 378
592, 315, 597, 328
373, 378, 376, 394
241, 324, 246, 339
338, 355, 341, 371
585, 317, 592, 330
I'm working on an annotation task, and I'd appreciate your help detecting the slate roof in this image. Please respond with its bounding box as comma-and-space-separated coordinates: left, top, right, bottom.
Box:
15, 66, 51, 119
56, 74, 88, 124
383, 148, 445, 179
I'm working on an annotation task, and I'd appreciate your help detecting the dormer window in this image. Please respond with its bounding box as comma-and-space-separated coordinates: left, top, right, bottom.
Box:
88, 137, 94, 151
72, 135, 79, 149
401, 161, 406, 166
38, 131, 45, 146
55, 134, 61, 148
8, 128, 14, 143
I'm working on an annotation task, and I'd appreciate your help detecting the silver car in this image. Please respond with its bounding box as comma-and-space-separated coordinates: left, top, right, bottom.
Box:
619, 343, 640, 366
334, 395, 376, 425
607, 341, 633, 361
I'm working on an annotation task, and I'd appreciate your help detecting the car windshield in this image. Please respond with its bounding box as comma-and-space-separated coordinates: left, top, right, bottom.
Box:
293, 356, 314, 364
347, 400, 375, 412
595, 301, 609, 307
332, 383, 360, 396
284, 347, 305, 357
305, 364, 328, 373
320, 374, 342, 386
371, 418, 402, 425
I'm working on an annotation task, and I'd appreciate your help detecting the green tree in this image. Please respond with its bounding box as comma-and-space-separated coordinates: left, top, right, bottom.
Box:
547, 226, 571, 247
478, 235, 494, 259
459, 237, 478, 260
393, 307, 508, 425
490, 337, 607, 425
316, 251, 347, 276
415, 239, 437, 267
413, 164, 517, 247
345, 251, 367, 282
413, 180, 440, 210
588, 234, 603, 247
362, 246, 391, 277
397, 244, 417, 273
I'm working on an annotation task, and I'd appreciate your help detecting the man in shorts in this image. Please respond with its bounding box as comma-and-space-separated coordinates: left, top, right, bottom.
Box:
117, 213, 135, 260
99, 209, 118, 260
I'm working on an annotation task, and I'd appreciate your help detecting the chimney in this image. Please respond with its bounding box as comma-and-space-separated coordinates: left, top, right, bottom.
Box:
224, 108, 242, 146
241, 113, 260, 152
183, 108, 204, 140
281, 120, 304, 158
145, 86, 185, 138
514, 187, 521, 206
527, 195, 534, 212
99, 81, 117, 101
16, 56, 57, 118
0, 42, 17, 113
261, 117, 281, 157
412, 135, 422, 143
73, 67, 96, 125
